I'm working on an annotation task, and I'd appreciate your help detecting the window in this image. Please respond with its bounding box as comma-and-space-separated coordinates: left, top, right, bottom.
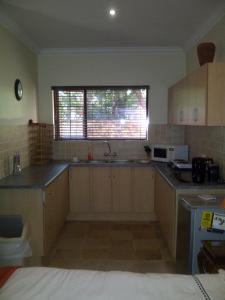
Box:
53, 86, 149, 140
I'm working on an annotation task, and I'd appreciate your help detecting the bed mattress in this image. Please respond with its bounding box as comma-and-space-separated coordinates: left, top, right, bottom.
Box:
0, 267, 225, 300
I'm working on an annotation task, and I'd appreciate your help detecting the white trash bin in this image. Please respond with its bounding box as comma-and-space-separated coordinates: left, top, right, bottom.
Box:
0, 215, 32, 266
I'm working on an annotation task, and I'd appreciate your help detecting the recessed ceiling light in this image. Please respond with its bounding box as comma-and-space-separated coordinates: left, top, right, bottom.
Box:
109, 8, 116, 16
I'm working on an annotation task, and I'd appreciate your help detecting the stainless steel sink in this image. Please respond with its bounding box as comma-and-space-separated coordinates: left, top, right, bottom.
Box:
87, 160, 106, 163
110, 159, 132, 163
77, 160, 117, 163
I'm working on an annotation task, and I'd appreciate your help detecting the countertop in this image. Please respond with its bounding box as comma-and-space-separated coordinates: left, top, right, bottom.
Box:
1, 159, 225, 190
0, 163, 68, 189
179, 194, 225, 209
155, 163, 225, 190
0, 160, 152, 189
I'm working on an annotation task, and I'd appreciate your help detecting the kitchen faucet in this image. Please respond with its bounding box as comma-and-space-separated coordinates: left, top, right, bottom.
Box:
103, 141, 117, 157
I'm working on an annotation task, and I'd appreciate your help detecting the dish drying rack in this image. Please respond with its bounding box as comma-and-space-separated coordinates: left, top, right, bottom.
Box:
29, 120, 53, 165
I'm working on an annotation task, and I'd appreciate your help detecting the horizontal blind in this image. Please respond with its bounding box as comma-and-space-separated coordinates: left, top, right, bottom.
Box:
53, 86, 148, 140
54, 89, 85, 139
87, 88, 147, 139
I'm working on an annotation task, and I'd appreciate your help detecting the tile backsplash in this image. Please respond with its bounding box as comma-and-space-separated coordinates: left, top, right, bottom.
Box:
149, 124, 185, 144
6, 123, 225, 181
0, 125, 30, 179
53, 124, 185, 161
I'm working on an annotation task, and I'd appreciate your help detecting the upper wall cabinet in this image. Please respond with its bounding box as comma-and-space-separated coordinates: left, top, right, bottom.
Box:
168, 63, 225, 126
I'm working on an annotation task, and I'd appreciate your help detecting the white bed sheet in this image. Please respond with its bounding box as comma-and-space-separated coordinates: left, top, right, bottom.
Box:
0, 267, 225, 300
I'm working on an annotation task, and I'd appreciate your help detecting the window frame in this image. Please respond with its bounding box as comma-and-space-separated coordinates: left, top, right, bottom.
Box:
52, 85, 149, 141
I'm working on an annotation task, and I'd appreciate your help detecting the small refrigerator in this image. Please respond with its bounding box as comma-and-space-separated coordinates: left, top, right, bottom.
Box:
176, 194, 225, 274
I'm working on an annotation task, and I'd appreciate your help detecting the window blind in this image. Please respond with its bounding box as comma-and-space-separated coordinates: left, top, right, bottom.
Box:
53, 86, 148, 140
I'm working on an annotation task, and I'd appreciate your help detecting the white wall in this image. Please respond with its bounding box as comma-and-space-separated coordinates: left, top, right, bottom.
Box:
0, 25, 38, 125
186, 15, 225, 72
38, 50, 185, 124
0, 24, 38, 178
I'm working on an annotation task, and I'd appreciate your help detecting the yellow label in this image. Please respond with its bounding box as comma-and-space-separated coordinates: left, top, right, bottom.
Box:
201, 211, 213, 229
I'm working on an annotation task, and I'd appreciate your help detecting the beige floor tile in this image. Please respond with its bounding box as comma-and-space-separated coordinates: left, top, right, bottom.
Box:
53, 248, 82, 259
134, 249, 162, 260
133, 238, 163, 250
62, 222, 89, 238
109, 223, 131, 231
48, 258, 101, 270
46, 221, 174, 274
109, 229, 133, 241
100, 260, 136, 272
88, 222, 111, 230
55, 237, 84, 250
132, 229, 159, 239
83, 237, 110, 249
109, 239, 133, 248
108, 244, 135, 260
87, 229, 109, 239
81, 248, 109, 260
130, 222, 159, 231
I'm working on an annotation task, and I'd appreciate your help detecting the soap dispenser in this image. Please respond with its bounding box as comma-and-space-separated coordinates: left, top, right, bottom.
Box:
87, 145, 93, 161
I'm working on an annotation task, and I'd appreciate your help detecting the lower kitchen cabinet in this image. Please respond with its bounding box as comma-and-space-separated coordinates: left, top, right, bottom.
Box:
69, 166, 155, 220
69, 167, 90, 212
0, 169, 69, 257
112, 167, 132, 212
133, 168, 155, 212
92, 167, 112, 212
44, 170, 69, 254
154, 170, 225, 260
155, 172, 176, 258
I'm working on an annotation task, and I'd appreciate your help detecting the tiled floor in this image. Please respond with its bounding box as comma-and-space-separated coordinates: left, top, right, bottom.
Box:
45, 221, 176, 274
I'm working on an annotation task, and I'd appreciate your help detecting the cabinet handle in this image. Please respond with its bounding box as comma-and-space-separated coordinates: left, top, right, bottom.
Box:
179, 109, 184, 122
193, 107, 198, 122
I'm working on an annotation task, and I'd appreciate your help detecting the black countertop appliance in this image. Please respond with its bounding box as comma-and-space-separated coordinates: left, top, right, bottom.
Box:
192, 157, 213, 183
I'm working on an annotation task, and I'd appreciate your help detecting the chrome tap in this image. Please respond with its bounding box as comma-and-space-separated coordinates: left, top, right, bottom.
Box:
103, 141, 117, 157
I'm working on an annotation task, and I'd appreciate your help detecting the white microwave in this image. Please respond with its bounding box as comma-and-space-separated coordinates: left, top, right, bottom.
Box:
151, 144, 188, 162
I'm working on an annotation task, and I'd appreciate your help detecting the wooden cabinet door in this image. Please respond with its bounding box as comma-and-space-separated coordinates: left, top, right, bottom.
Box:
176, 80, 185, 125
91, 167, 112, 212
168, 86, 176, 124
44, 170, 69, 255
111, 167, 132, 212
168, 65, 207, 126
188, 65, 207, 125
69, 167, 90, 213
155, 172, 176, 258
44, 180, 60, 255
133, 168, 155, 213
168, 80, 188, 125
55, 170, 69, 226
207, 63, 225, 125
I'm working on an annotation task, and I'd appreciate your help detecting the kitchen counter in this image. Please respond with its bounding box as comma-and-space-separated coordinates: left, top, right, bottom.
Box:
155, 163, 225, 190
0, 163, 68, 189
0, 160, 153, 189
1, 159, 225, 190
180, 194, 225, 208
69, 160, 152, 167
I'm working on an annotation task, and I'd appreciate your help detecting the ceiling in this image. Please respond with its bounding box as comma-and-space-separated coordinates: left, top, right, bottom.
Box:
0, 0, 225, 52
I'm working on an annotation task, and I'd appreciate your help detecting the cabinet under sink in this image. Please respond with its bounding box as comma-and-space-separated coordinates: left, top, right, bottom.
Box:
69, 166, 155, 221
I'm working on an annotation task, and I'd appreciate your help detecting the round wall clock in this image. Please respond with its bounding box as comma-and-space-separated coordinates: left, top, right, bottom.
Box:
14, 79, 23, 101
